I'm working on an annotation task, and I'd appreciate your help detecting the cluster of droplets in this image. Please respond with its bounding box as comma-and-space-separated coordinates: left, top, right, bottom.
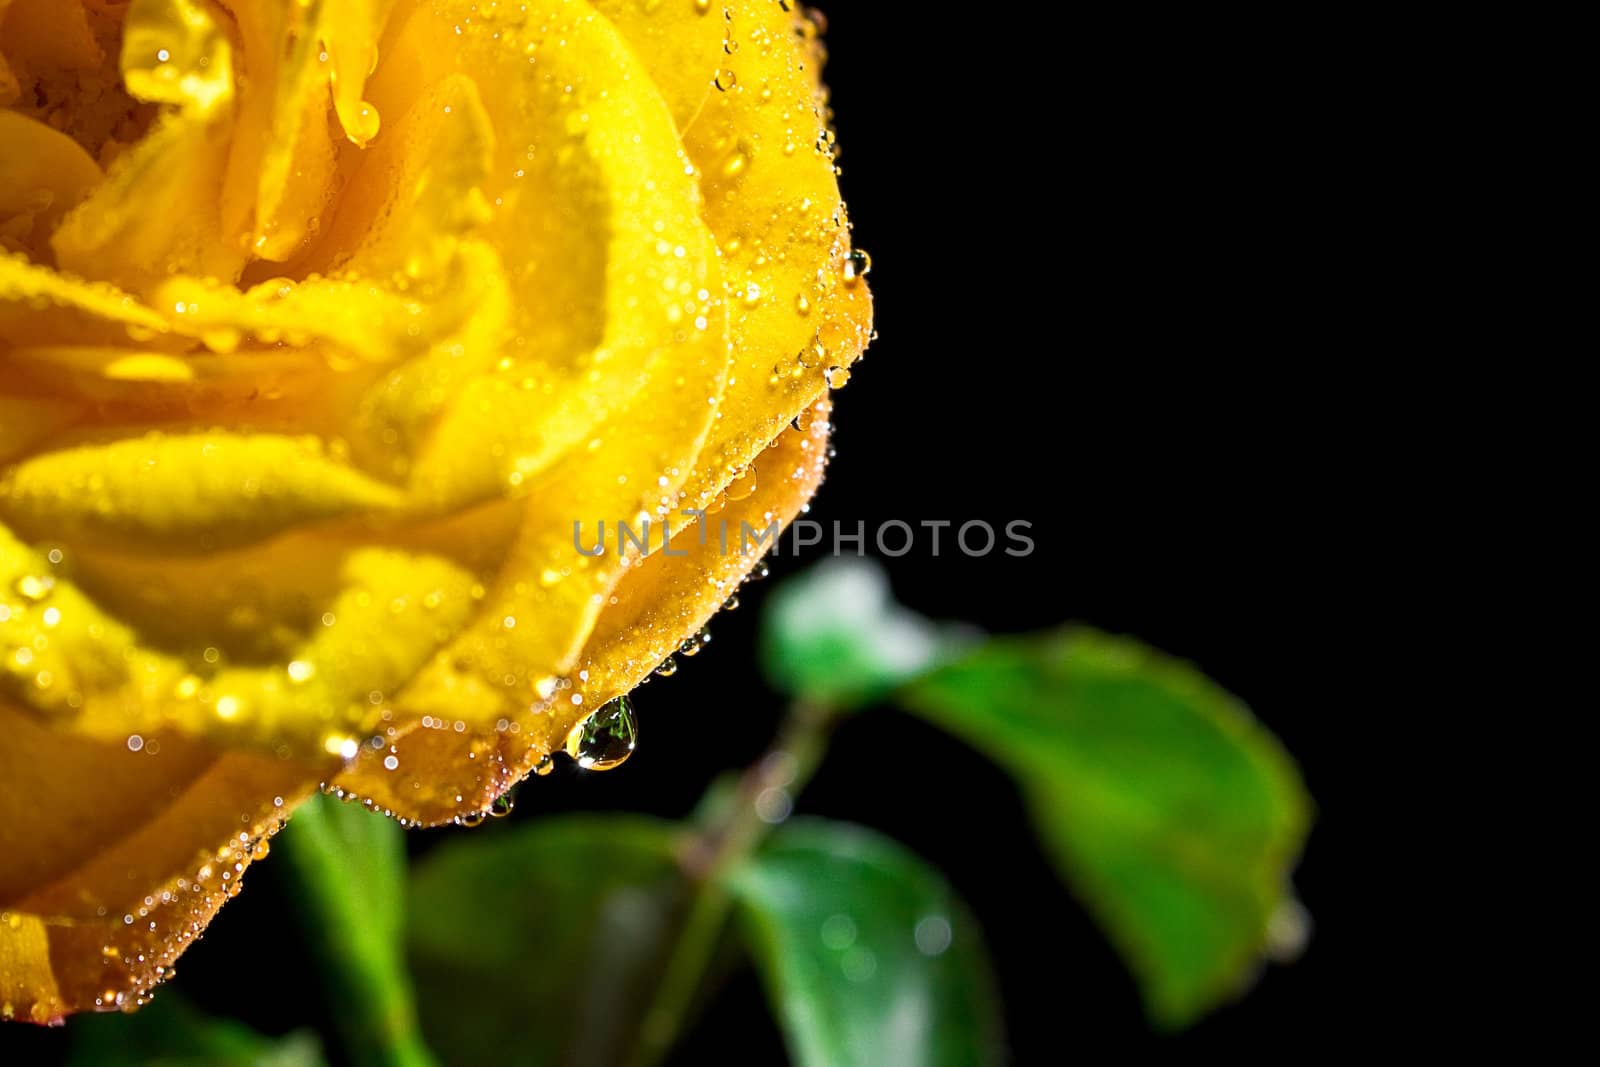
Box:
451, 788, 519, 829
403, 618, 720, 827
0, 812, 291, 1021
764, 249, 870, 387
0, 546, 78, 716
317, 780, 423, 830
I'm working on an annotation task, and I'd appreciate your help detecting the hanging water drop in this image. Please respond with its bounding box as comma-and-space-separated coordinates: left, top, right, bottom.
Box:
565, 695, 638, 771
843, 249, 872, 287
723, 593, 741, 611
490, 792, 516, 818
533, 754, 555, 777
679, 626, 712, 657
655, 656, 679, 678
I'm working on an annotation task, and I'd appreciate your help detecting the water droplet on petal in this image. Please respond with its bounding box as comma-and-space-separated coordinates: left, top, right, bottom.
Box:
565, 695, 638, 771
843, 249, 872, 287
12, 575, 52, 602
721, 139, 753, 178
345, 101, 381, 146
725, 467, 758, 501
655, 656, 679, 678
679, 626, 711, 657
798, 340, 828, 369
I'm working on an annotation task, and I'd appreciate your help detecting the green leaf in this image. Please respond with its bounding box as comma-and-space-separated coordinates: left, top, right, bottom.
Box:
276, 795, 434, 1067
761, 559, 972, 707
727, 820, 1003, 1067
66, 992, 324, 1067
902, 629, 1312, 1028
406, 816, 685, 1067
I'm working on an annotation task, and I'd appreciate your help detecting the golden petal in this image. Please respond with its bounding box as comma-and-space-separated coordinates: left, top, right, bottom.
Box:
589, 0, 724, 132
0, 700, 319, 1022
50, 0, 243, 290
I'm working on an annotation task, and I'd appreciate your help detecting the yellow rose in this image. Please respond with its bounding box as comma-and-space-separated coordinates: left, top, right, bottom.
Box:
0, 0, 870, 1022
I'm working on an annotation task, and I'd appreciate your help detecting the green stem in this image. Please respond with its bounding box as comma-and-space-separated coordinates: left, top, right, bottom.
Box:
626, 700, 835, 1067
276, 797, 438, 1067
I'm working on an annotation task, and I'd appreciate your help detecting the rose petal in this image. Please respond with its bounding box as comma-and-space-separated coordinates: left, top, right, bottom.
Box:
215, 0, 352, 261
589, 0, 724, 132
0, 112, 103, 258
360, 0, 728, 691
0, 252, 173, 348
0, 520, 484, 760
568, 400, 833, 711
362, 0, 728, 509
50, 0, 247, 291
0, 397, 80, 466
296, 72, 495, 280
0, 700, 317, 1023
0, 0, 102, 77
680, 0, 873, 495
0, 432, 405, 552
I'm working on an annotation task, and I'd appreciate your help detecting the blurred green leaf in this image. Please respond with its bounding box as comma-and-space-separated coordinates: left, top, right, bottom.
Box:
406, 816, 685, 1067
761, 559, 973, 707
66, 992, 323, 1067
903, 629, 1312, 1027
277, 796, 433, 1067
286, 794, 408, 942
727, 820, 1003, 1067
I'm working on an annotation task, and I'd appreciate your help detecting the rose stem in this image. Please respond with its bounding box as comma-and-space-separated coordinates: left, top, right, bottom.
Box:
625, 698, 837, 1067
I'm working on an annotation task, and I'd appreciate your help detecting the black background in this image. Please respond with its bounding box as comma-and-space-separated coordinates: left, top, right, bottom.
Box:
7, 3, 1349, 1061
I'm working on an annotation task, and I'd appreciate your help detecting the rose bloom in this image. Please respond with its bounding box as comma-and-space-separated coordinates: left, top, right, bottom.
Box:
0, 0, 869, 1022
